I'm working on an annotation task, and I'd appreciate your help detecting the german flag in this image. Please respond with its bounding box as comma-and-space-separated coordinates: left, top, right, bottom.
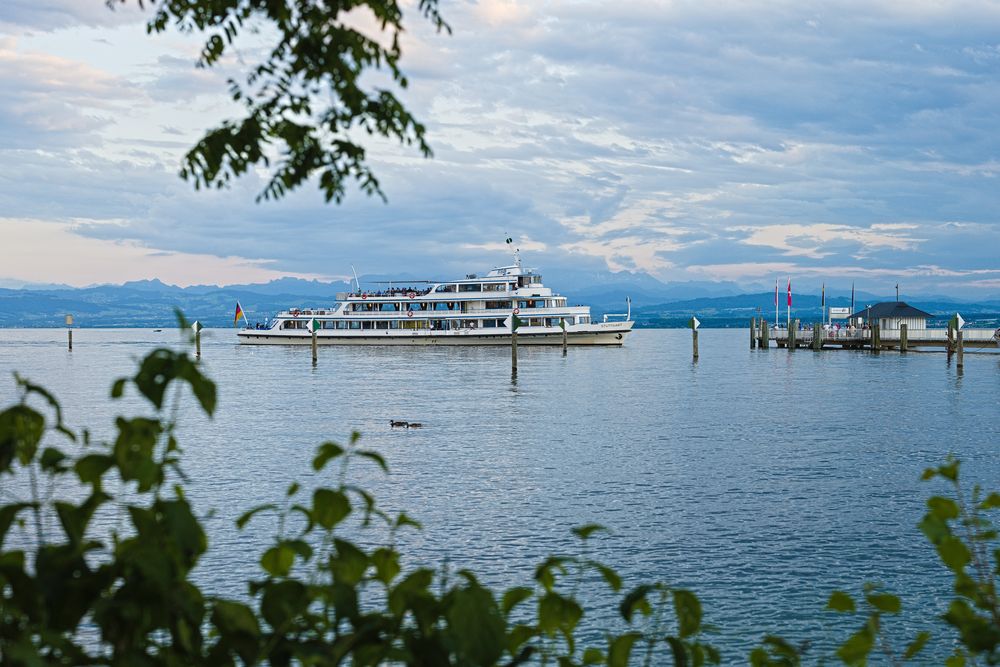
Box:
234, 301, 246, 327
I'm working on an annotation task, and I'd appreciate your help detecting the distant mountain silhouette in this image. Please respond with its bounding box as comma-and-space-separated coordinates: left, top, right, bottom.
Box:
2, 277, 998, 329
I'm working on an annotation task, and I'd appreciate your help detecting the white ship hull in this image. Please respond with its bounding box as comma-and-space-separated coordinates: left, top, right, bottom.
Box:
238, 322, 633, 346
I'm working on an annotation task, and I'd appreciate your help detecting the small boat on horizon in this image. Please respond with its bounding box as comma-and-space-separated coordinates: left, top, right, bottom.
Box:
237, 254, 633, 347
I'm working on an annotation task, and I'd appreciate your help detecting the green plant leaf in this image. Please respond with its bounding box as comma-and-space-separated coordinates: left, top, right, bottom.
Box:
313, 488, 351, 530
608, 633, 641, 667
0, 405, 45, 473
903, 631, 931, 660
571, 524, 606, 540
827, 591, 856, 613
356, 449, 388, 472
261, 544, 295, 577
236, 504, 277, 530
446, 582, 506, 666
312, 441, 344, 471
674, 589, 702, 638
865, 592, 901, 614
620, 584, 654, 622
502, 586, 534, 616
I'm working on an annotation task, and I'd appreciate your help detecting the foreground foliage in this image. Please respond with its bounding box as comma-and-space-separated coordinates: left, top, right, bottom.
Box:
1, 339, 999, 665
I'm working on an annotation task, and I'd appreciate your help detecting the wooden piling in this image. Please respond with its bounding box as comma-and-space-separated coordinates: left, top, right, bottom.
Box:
900, 323, 908, 352
311, 330, 318, 365
692, 329, 699, 360
562, 319, 567, 355
957, 330, 964, 369
760, 320, 769, 349
195, 329, 201, 359
812, 322, 822, 350
872, 324, 880, 354
947, 321, 955, 359
788, 319, 798, 350
511, 330, 518, 373
750, 317, 757, 349
66, 314, 73, 351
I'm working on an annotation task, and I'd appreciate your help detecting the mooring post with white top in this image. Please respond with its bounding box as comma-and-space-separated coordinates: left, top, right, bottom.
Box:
308, 318, 318, 365
510, 311, 519, 373
690, 316, 700, 360
65, 314, 73, 351
191, 321, 203, 359
957, 330, 964, 369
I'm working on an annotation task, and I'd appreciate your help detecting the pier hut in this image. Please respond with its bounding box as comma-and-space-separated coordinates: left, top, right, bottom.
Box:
850, 302, 931, 331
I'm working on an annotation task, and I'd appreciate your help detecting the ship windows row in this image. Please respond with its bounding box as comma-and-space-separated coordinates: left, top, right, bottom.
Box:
281, 316, 589, 331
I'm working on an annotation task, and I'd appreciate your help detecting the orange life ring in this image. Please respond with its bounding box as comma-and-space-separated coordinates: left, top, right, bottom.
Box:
407, 291, 416, 299
513, 308, 520, 315
361, 294, 367, 300
407, 311, 413, 318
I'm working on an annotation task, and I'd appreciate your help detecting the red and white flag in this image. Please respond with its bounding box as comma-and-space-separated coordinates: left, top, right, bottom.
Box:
787, 278, 792, 307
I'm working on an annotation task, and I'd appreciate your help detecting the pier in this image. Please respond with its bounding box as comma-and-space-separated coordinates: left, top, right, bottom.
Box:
754, 321, 999, 351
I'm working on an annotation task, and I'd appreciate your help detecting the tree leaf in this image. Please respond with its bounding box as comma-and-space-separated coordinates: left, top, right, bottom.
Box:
827, 590, 855, 613
312, 441, 344, 471
673, 589, 702, 638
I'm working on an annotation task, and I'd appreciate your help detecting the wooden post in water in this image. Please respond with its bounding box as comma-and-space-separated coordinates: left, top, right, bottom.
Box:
750, 317, 757, 349
65, 314, 73, 351
692, 329, 699, 360
311, 330, 318, 365
562, 319, 567, 355
872, 323, 881, 354
195, 329, 201, 359
760, 320, 769, 349
957, 330, 964, 369
511, 330, 518, 373
788, 319, 798, 350
947, 321, 955, 359
812, 322, 822, 350
900, 323, 908, 352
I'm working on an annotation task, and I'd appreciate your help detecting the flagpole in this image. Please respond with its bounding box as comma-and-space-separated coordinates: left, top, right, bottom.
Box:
774, 279, 778, 329
786, 278, 791, 330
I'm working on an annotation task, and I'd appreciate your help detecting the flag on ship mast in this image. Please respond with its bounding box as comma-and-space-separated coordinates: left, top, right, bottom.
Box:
234, 301, 248, 328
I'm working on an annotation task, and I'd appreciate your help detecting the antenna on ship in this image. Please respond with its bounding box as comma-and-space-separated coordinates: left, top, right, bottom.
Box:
505, 236, 521, 269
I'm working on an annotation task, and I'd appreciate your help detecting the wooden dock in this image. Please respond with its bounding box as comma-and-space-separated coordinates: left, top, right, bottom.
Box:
751, 318, 1000, 351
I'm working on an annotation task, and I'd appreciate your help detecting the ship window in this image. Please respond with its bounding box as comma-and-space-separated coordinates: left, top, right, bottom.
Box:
435, 284, 458, 293
336, 321, 348, 329
362, 321, 373, 329
389, 321, 400, 329
322, 321, 336, 329
380, 303, 398, 311
459, 283, 480, 292
579, 316, 590, 324
485, 300, 507, 310
349, 321, 361, 329
375, 321, 389, 330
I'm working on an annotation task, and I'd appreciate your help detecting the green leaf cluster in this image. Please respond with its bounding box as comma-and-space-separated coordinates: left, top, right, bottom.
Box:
107, 0, 449, 204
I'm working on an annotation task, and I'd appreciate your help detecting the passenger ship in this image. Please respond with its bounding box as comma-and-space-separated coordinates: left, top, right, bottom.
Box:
237, 258, 633, 346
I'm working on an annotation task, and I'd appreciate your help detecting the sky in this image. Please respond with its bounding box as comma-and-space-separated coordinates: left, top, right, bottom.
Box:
2, 1, 1000, 296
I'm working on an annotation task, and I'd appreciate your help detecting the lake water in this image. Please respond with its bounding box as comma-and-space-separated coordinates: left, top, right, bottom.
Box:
2, 328, 999, 661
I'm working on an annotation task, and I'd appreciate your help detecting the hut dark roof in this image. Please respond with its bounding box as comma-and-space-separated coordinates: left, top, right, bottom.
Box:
850, 301, 933, 321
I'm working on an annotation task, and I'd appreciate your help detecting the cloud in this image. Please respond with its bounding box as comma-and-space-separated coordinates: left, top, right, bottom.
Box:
4, 0, 1000, 295
0, 217, 330, 287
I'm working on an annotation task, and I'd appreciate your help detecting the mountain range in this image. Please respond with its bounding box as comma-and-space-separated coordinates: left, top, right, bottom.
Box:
2, 272, 999, 329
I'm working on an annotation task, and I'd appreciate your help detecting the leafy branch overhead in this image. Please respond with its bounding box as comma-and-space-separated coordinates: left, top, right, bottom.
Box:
109, 0, 449, 203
